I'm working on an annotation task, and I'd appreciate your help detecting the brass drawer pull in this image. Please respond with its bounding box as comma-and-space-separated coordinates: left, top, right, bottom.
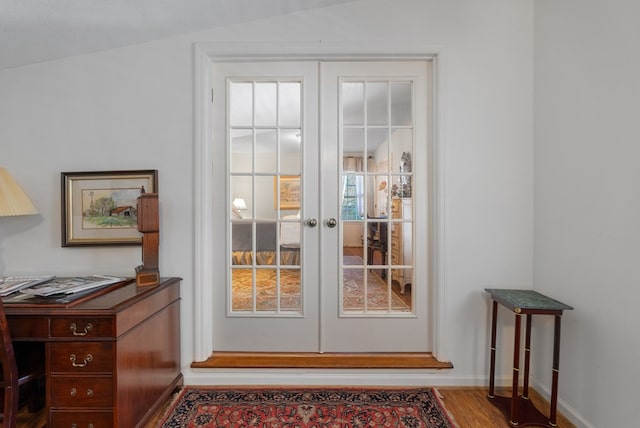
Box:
70, 322, 93, 336
70, 386, 94, 397
69, 353, 93, 368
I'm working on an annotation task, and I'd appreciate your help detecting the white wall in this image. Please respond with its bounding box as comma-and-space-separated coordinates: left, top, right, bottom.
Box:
0, 0, 534, 406
533, 1, 640, 426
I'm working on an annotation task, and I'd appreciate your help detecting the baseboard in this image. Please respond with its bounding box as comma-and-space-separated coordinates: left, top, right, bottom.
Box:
184, 368, 504, 387
531, 379, 595, 428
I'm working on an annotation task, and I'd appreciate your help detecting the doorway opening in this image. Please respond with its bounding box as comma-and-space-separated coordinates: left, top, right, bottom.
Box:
193, 44, 448, 369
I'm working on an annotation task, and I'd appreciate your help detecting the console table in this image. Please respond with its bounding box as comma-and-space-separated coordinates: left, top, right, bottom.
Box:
5, 276, 182, 427
485, 288, 572, 427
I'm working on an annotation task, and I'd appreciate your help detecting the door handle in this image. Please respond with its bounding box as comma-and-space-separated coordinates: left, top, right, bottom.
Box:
325, 218, 337, 228
306, 218, 318, 227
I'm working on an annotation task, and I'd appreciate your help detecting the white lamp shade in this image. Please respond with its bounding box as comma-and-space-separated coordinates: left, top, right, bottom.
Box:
0, 167, 39, 216
232, 198, 247, 210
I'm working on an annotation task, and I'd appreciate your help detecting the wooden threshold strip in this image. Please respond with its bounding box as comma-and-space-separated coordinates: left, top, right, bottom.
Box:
191, 352, 453, 369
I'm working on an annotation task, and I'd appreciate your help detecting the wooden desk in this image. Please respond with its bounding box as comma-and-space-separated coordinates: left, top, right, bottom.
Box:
485, 289, 573, 427
5, 277, 182, 428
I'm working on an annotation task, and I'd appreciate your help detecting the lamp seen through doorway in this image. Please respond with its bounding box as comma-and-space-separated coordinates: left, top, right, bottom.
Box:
232, 197, 247, 219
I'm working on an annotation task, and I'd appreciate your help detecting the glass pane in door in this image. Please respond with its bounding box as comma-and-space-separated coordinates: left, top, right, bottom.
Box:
341, 79, 414, 314
229, 79, 302, 314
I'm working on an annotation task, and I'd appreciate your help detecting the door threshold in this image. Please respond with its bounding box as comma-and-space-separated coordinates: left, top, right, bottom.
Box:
191, 352, 453, 369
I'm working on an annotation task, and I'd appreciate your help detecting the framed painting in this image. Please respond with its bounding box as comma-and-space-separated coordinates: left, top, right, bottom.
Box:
61, 170, 158, 246
275, 175, 300, 210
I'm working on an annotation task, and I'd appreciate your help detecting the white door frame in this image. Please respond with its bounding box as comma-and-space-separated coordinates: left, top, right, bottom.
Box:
193, 41, 449, 364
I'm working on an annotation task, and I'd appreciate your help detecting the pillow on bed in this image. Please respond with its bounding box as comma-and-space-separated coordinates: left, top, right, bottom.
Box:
281, 213, 300, 246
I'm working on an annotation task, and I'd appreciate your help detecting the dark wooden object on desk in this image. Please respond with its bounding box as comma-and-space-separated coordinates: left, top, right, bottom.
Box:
135, 191, 160, 286
485, 288, 573, 427
5, 277, 182, 427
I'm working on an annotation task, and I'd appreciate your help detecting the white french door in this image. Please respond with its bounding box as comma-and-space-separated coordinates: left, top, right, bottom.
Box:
212, 61, 320, 351
320, 61, 429, 352
211, 60, 430, 353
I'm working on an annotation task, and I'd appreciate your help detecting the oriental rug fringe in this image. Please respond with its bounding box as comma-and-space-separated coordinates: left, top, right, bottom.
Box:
159, 386, 456, 427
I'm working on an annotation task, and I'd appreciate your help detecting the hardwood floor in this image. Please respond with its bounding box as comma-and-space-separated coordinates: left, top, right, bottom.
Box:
14, 407, 45, 428
14, 386, 576, 427
437, 387, 576, 427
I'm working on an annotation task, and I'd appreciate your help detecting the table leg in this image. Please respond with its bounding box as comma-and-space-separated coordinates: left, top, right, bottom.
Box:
523, 314, 532, 400
510, 312, 522, 425
550, 315, 562, 426
488, 301, 498, 398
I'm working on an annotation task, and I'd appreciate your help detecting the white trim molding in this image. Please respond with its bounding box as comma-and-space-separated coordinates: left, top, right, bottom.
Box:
185, 370, 487, 388
193, 41, 448, 364
193, 44, 215, 361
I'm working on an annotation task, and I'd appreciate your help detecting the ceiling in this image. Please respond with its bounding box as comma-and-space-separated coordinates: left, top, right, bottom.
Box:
0, 0, 354, 70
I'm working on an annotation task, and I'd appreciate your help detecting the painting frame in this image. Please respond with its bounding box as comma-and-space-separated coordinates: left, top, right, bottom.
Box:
275, 175, 300, 210
61, 170, 158, 247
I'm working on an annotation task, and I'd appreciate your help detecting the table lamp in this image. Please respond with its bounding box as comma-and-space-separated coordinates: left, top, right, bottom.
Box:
233, 198, 247, 211
0, 167, 38, 217
232, 197, 247, 218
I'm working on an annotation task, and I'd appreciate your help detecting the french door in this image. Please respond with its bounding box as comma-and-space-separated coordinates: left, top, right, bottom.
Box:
211, 60, 430, 353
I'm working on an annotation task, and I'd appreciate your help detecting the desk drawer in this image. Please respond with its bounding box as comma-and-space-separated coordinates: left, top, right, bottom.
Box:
50, 342, 113, 373
7, 316, 49, 339
50, 410, 113, 428
51, 317, 113, 338
50, 376, 113, 407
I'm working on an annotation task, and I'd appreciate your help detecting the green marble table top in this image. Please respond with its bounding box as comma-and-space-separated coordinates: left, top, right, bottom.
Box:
485, 289, 573, 314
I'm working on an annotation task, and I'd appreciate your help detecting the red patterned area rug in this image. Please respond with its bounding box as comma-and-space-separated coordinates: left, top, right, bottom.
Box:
159, 386, 456, 427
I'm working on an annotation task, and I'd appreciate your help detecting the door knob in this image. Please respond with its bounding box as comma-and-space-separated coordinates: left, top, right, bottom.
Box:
306, 218, 318, 227
326, 218, 337, 228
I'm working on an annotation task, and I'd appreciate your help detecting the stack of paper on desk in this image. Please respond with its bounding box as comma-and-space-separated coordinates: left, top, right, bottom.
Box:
20, 275, 125, 297
0, 275, 56, 296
